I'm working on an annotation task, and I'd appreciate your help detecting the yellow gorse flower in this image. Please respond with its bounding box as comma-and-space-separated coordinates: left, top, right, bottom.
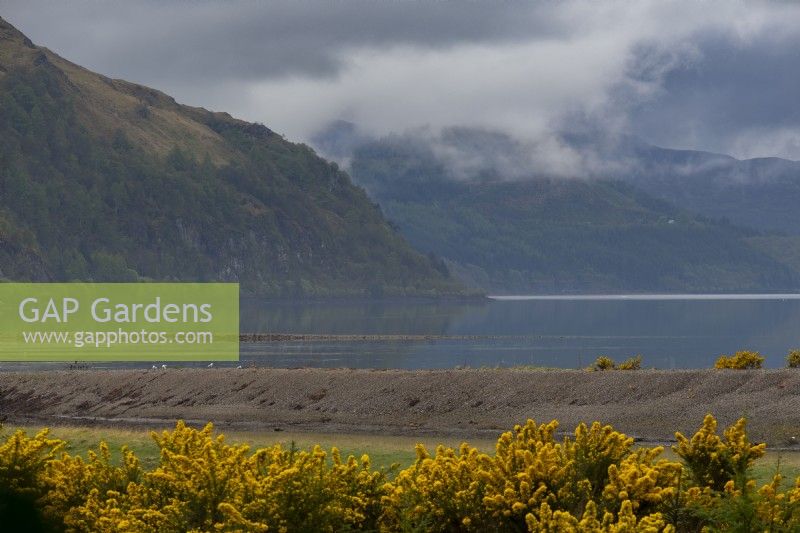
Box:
0, 414, 797, 531
713, 350, 765, 369
674, 414, 765, 491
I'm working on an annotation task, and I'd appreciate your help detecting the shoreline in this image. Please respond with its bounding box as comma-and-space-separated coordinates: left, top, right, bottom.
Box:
1, 368, 799, 446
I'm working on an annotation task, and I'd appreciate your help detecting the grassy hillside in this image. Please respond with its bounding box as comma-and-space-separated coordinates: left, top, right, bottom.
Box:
348, 136, 800, 293
0, 18, 464, 296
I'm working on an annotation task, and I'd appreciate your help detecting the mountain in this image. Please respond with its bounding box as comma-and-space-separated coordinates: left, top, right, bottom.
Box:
573, 135, 800, 236
331, 129, 800, 294
0, 18, 464, 297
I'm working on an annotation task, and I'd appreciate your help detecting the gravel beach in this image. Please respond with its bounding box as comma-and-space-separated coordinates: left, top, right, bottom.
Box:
1, 368, 799, 445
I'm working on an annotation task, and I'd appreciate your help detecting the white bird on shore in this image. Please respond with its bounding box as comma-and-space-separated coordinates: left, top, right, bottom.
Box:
151, 365, 157, 370
161, 364, 167, 370
236, 365, 242, 369
207, 362, 214, 368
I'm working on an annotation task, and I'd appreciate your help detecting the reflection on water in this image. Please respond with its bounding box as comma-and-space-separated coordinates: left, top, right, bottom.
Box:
240, 298, 467, 336
5, 296, 800, 370
238, 295, 800, 369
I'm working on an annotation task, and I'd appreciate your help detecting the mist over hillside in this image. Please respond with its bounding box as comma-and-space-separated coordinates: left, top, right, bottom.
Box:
313, 122, 800, 293
315, 121, 800, 234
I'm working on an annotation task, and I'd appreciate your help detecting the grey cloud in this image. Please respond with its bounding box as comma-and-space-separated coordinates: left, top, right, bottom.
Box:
626, 28, 800, 158
1, 0, 565, 83
3, 0, 800, 161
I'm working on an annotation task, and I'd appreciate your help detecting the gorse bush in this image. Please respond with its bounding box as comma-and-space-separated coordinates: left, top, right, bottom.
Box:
592, 356, 616, 371
674, 415, 765, 491
69, 423, 384, 532
591, 355, 642, 371
617, 355, 642, 370
0, 428, 67, 531
714, 351, 764, 369
1, 416, 799, 532
787, 349, 800, 368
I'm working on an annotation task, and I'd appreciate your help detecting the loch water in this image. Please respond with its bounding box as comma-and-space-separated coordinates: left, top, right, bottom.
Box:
237, 295, 800, 369
7, 294, 800, 370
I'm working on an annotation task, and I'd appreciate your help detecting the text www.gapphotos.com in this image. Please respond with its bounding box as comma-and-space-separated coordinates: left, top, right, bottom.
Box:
21, 329, 213, 348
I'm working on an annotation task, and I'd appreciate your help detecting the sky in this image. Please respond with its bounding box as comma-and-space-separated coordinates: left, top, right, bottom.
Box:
3, 0, 800, 161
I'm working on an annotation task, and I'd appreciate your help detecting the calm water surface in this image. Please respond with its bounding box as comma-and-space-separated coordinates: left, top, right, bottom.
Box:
237, 295, 800, 369
6, 295, 800, 370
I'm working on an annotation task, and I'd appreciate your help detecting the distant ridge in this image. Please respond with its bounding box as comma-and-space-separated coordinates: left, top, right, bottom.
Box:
320, 126, 800, 293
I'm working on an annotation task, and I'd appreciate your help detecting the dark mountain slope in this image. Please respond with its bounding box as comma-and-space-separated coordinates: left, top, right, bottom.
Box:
0, 18, 462, 296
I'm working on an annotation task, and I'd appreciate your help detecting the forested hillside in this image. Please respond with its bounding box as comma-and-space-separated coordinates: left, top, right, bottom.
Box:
0, 18, 463, 296
346, 135, 800, 293
579, 136, 800, 236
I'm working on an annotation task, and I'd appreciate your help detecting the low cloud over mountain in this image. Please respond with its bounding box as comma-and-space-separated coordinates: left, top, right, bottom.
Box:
5, 0, 800, 159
